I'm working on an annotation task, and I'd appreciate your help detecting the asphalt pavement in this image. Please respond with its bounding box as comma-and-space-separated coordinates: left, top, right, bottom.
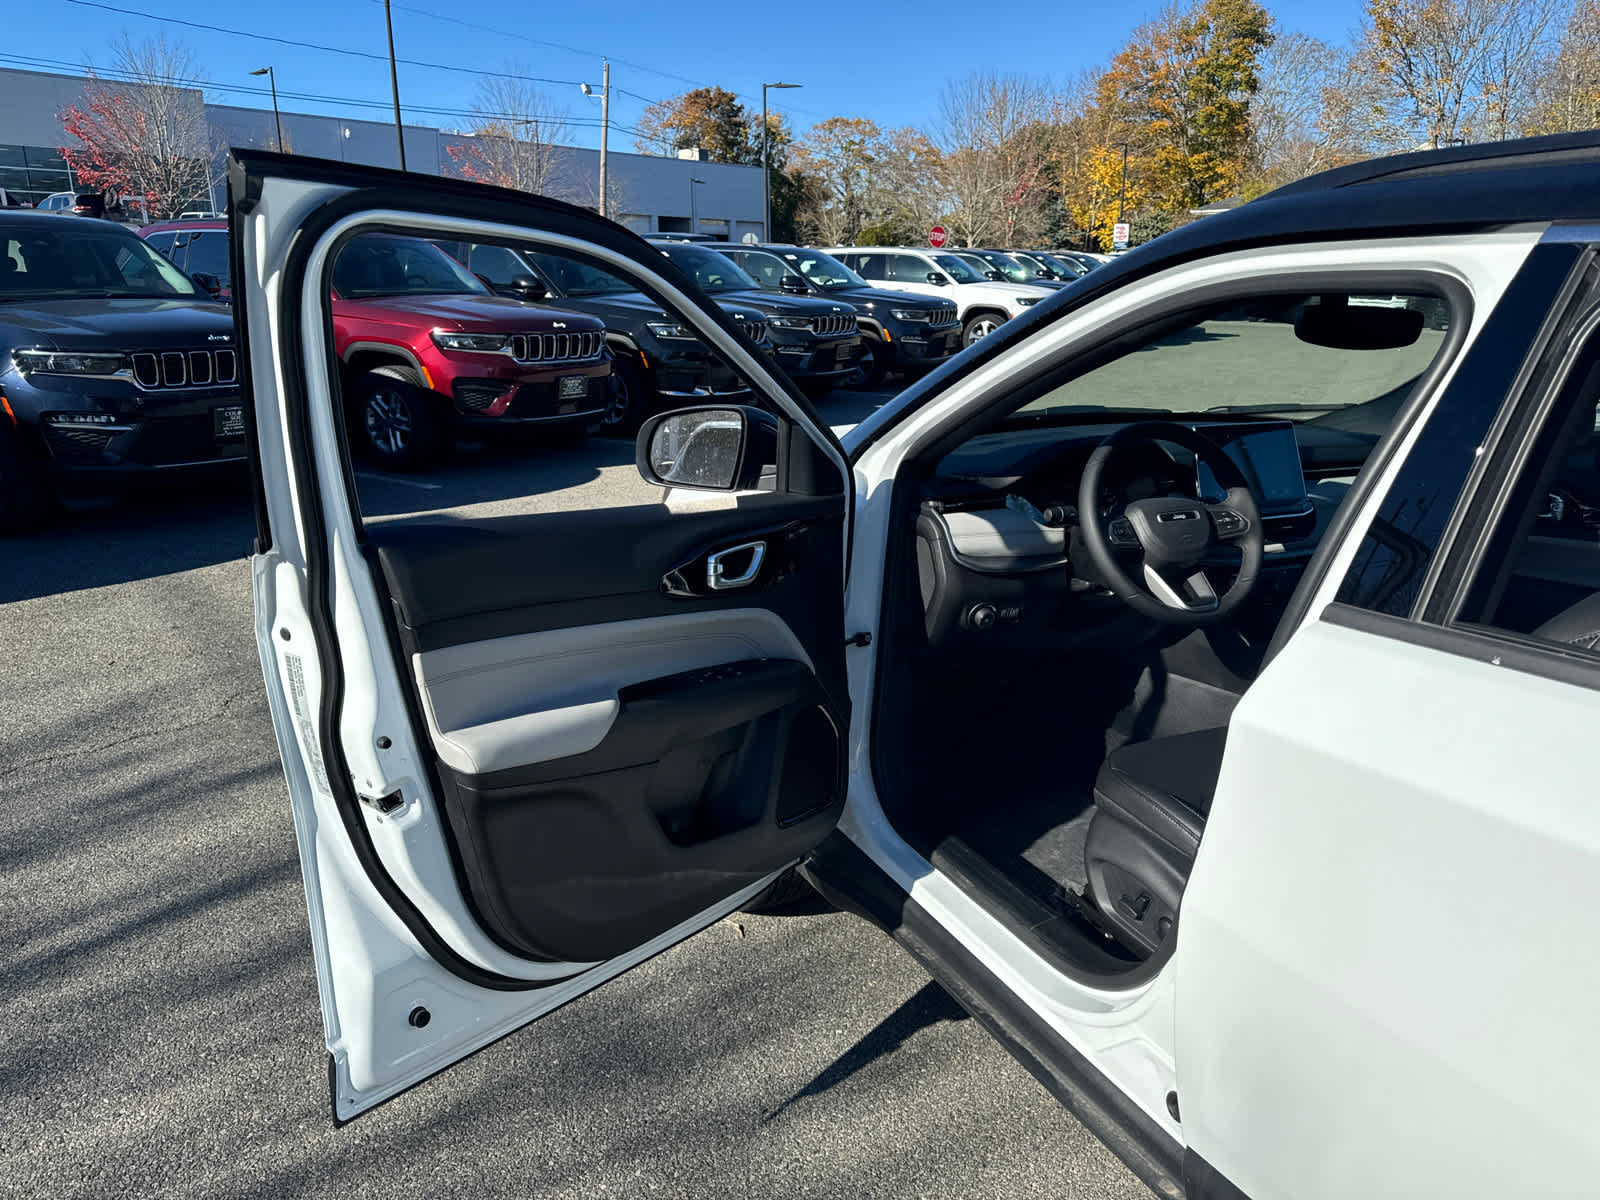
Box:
0, 386, 1146, 1200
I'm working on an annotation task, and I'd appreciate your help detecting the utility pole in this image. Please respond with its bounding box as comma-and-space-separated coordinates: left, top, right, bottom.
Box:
599, 61, 610, 219
249, 67, 283, 153
762, 81, 800, 240
384, 0, 406, 171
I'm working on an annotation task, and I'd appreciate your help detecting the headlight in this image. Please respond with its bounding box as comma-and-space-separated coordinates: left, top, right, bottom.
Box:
768, 316, 814, 329
1016, 296, 1041, 307
646, 321, 701, 341
431, 330, 509, 352
890, 309, 934, 322
14, 349, 127, 375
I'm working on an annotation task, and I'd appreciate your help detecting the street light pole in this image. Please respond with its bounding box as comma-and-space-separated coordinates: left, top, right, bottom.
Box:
581, 63, 612, 218
690, 176, 705, 234
383, 0, 406, 171
761, 81, 800, 240
249, 67, 283, 153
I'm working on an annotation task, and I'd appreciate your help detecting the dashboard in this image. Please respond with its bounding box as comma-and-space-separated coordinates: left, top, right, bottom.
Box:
914, 418, 1322, 652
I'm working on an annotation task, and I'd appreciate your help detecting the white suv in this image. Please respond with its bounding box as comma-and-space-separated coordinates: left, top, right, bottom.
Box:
825, 246, 1053, 346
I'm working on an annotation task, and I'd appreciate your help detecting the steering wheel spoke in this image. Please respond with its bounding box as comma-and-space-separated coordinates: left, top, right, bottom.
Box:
1142, 563, 1221, 613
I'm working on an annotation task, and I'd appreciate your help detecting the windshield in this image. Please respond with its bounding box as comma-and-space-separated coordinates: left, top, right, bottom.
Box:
1014, 294, 1452, 422
1041, 253, 1090, 278
659, 244, 758, 293
779, 248, 865, 291
0, 222, 201, 300
975, 251, 1038, 285
932, 253, 985, 284
527, 250, 634, 297
333, 234, 488, 299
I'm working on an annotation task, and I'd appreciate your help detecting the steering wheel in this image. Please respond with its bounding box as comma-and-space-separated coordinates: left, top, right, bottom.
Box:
1076, 421, 1264, 626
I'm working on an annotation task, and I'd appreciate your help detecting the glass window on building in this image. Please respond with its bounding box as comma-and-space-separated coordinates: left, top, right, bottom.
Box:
0, 145, 76, 207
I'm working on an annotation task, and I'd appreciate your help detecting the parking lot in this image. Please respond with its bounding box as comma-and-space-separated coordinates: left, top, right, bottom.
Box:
0, 384, 1145, 1200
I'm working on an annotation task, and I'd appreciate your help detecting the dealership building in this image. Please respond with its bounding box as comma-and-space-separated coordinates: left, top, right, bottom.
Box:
0, 65, 766, 239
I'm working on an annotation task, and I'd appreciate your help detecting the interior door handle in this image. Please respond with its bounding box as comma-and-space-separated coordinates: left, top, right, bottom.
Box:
706, 540, 766, 590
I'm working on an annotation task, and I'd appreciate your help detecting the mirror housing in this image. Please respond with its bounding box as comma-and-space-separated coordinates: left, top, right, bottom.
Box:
778, 274, 809, 295
636, 405, 779, 492
1295, 299, 1425, 351
926, 271, 949, 286
503, 274, 547, 299
191, 272, 224, 298
983, 269, 1005, 281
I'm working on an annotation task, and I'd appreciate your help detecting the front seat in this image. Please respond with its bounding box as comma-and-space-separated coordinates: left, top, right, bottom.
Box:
1083, 727, 1228, 955
1083, 589, 1600, 956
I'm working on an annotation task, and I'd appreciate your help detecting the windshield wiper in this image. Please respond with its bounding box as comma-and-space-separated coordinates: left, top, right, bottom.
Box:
1202, 402, 1350, 414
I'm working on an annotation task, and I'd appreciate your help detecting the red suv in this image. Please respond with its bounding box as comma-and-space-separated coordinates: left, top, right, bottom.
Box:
142, 224, 612, 468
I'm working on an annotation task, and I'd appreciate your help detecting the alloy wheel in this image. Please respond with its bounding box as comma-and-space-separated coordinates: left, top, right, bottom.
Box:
965, 317, 1000, 346
364, 387, 414, 456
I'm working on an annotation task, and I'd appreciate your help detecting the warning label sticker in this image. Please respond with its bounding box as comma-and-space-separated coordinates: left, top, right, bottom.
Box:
284, 651, 333, 798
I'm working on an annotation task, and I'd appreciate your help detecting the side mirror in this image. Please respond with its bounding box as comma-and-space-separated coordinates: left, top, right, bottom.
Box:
925, 271, 949, 286
983, 269, 1005, 281
192, 272, 223, 298
778, 274, 809, 295
636, 405, 778, 492
502, 274, 547, 299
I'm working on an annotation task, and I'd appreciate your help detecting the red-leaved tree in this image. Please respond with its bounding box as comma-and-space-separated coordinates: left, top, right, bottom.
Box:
59, 36, 217, 220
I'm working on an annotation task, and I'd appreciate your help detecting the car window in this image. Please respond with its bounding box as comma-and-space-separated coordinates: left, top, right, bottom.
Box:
931, 254, 985, 284
887, 254, 936, 284
144, 230, 179, 260
467, 243, 527, 287
524, 250, 633, 296
332, 234, 489, 299
781, 249, 864, 291
0, 224, 199, 299
1450, 351, 1600, 648
181, 231, 230, 287
727, 249, 790, 289
656, 244, 758, 294
849, 253, 886, 281
1018, 294, 1450, 421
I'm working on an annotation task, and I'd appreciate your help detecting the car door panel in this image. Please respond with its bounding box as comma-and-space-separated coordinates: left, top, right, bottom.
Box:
234, 150, 851, 1119
364, 501, 849, 965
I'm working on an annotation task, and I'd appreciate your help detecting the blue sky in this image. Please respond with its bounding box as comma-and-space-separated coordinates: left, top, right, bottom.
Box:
6, 0, 1368, 153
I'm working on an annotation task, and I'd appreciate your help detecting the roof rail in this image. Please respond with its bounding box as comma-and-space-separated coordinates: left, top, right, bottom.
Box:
1263, 129, 1600, 199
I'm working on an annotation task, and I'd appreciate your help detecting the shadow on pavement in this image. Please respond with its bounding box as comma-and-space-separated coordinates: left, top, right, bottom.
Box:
762, 980, 969, 1122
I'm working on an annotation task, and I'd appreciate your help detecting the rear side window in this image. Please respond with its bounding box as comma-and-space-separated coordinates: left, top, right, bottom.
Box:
886, 255, 931, 284
182, 231, 230, 287
850, 254, 886, 281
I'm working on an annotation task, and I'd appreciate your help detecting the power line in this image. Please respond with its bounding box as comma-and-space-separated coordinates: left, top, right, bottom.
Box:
63, 0, 588, 87
0, 52, 673, 146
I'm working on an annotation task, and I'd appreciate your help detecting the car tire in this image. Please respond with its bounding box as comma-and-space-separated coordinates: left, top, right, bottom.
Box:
600, 354, 653, 438
353, 364, 441, 471
844, 335, 888, 389
0, 427, 59, 534
739, 867, 829, 915
962, 311, 1004, 347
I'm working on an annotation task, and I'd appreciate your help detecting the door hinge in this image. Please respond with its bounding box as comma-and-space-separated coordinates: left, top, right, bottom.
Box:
845, 631, 873, 648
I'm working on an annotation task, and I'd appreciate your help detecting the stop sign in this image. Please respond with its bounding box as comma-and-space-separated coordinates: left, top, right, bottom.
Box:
929, 226, 948, 248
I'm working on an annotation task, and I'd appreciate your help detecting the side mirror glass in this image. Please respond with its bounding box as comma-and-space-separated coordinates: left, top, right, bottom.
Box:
636, 405, 778, 491
779, 274, 809, 294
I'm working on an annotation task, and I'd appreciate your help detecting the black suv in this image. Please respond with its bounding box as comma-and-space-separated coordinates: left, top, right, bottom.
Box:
651, 242, 863, 393
0, 211, 241, 528
711, 243, 961, 387
431, 238, 771, 435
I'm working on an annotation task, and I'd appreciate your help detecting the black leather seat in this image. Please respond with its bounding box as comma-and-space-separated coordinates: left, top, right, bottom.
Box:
1084, 726, 1228, 955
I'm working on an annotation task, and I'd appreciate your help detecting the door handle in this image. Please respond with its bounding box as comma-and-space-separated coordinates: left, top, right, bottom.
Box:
706, 540, 766, 590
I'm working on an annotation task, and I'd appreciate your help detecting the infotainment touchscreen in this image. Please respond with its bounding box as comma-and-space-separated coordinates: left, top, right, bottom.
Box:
1194, 423, 1309, 511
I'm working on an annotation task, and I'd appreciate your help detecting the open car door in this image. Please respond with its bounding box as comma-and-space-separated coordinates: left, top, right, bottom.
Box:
230, 151, 853, 1120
